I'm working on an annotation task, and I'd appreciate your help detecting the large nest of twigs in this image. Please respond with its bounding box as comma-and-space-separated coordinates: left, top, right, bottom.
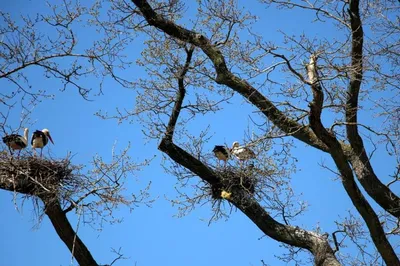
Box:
0, 153, 75, 201
210, 165, 257, 199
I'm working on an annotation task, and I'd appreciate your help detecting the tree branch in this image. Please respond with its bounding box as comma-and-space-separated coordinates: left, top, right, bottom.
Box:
0, 161, 99, 266
131, 0, 328, 153
42, 198, 99, 266
131, 1, 399, 264
156, 32, 341, 266
306, 54, 399, 266
132, 0, 400, 221
343, 0, 400, 218
164, 45, 194, 140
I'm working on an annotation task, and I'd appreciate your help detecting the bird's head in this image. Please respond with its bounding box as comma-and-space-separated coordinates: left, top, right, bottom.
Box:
232, 141, 240, 148
42, 129, 54, 144
212, 145, 224, 153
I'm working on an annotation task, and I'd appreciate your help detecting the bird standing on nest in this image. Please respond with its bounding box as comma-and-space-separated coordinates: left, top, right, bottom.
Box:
212, 145, 230, 167
231, 141, 256, 164
31, 129, 54, 157
2, 128, 29, 157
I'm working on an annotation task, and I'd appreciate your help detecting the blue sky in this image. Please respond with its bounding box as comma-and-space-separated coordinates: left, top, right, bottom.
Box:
0, 1, 397, 265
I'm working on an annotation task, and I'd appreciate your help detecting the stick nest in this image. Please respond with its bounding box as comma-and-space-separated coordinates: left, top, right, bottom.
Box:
0, 153, 76, 201
210, 165, 257, 199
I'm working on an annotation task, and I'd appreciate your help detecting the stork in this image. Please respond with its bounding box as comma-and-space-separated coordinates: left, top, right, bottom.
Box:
212, 145, 231, 167
31, 129, 54, 157
2, 128, 29, 157
231, 141, 256, 163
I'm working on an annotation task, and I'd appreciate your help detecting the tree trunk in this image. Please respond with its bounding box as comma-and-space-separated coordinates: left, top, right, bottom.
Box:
42, 199, 99, 266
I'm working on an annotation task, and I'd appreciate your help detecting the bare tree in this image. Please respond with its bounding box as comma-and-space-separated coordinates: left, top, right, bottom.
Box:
0, 2, 151, 265
1, 0, 399, 265
126, 0, 399, 265
0, 146, 152, 266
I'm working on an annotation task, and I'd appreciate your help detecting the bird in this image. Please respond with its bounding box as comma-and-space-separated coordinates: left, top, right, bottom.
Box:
212, 145, 231, 167
231, 141, 256, 163
2, 128, 29, 157
31, 129, 54, 157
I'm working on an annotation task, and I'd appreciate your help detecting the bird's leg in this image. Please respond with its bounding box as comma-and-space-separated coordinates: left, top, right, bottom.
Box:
17, 150, 21, 158
239, 159, 244, 187
7, 146, 13, 156
40, 148, 43, 158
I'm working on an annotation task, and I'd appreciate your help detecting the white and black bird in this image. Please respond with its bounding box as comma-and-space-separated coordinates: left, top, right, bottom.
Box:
31, 129, 54, 157
212, 145, 230, 167
231, 141, 256, 163
2, 128, 29, 156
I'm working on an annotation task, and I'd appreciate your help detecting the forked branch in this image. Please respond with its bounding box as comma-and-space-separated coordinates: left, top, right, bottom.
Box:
131, 0, 328, 153
156, 33, 341, 266
344, 0, 400, 218
306, 54, 399, 266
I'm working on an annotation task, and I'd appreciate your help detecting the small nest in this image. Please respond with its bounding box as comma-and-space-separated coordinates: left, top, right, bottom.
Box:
0, 153, 74, 201
210, 165, 257, 199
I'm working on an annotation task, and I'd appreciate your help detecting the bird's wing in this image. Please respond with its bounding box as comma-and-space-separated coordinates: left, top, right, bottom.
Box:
3, 134, 18, 143
14, 137, 27, 148
31, 131, 41, 145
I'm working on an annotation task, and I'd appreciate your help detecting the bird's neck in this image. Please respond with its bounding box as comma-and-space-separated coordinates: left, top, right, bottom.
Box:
23, 130, 29, 141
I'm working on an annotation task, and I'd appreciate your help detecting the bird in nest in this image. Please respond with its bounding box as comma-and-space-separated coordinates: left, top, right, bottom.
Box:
212, 145, 231, 167
2, 128, 29, 157
231, 141, 256, 164
31, 128, 54, 157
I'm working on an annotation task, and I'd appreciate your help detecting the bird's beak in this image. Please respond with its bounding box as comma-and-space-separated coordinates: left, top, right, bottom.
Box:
48, 134, 54, 144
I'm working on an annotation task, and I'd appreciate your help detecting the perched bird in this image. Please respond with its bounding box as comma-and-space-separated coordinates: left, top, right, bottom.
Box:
231, 141, 256, 163
212, 145, 230, 167
31, 129, 54, 157
2, 128, 29, 156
